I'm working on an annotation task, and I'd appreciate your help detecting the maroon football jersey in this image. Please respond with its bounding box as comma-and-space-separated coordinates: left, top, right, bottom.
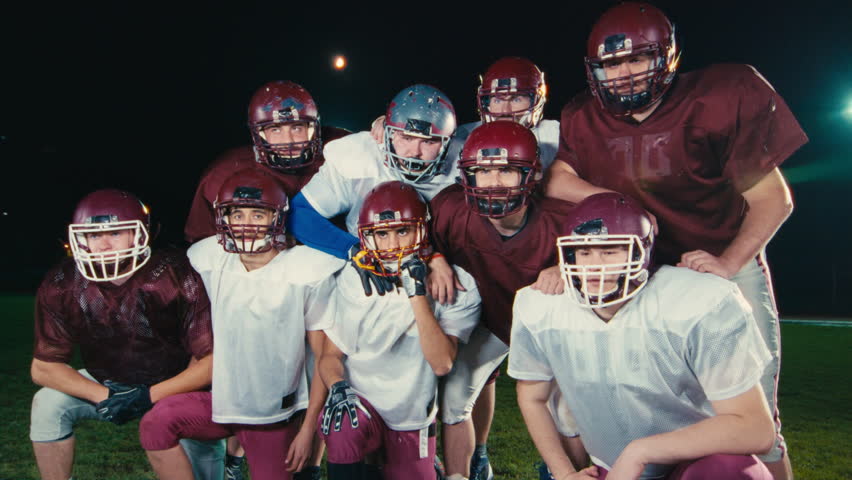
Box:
33, 249, 214, 386
431, 185, 575, 344
184, 126, 351, 242
557, 64, 808, 266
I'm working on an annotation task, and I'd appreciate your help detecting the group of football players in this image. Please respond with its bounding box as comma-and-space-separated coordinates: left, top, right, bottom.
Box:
29, 2, 807, 480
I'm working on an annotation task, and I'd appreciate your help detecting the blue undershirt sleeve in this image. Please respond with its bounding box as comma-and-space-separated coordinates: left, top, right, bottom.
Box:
287, 192, 359, 260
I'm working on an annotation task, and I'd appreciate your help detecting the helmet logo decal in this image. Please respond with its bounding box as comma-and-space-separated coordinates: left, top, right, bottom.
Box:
264, 97, 305, 121
405, 118, 433, 136
573, 218, 608, 235
372, 210, 402, 222
489, 77, 518, 93
232, 186, 263, 200
476, 147, 509, 164
600, 35, 632, 58
85, 215, 119, 224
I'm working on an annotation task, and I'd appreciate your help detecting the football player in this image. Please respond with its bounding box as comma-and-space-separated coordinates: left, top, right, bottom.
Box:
184, 80, 350, 243
141, 170, 343, 480
430, 122, 586, 480
30, 189, 223, 480
544, 3, 807, 478
318, 181, 480, 480
510, 192, 775, 480
287, 84, 459, 297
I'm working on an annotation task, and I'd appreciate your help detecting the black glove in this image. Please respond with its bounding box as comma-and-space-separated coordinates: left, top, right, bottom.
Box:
321, 380, 371, 435
400, 257, 428, 297
349, 244, 395, 297
96, 380, 153, 425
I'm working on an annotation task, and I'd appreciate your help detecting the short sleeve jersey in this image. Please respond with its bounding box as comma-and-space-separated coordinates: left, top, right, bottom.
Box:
445, 119, 561, 172
430, 184, 575, 344
184, 125, 351, 243
324, 264, 480, 431
33, 249, 214, 386
557, 64, 808, 265
299, 131, 460, 235
188, 237, 344, 424
508, 266, 771, 478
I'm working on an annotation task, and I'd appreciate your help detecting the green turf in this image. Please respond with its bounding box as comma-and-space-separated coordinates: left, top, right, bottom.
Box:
1, 294, 849, 479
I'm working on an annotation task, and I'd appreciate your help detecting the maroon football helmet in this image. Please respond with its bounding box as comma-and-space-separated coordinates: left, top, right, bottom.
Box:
458, 121, 542, 218
248, 81, 321, 171
357, 181, 430, 275
584, 2, 680, 117
477, 57, 547, 128
557, 192, 655, 307
68, 189, 152, 282
214, 169, 289, 253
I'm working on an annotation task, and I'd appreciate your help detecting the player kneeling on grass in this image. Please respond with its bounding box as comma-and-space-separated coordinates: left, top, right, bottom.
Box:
31, 189, 223, 480
318, 181, 480, 480
509, 192, 776, 480
140, 169, 343, 480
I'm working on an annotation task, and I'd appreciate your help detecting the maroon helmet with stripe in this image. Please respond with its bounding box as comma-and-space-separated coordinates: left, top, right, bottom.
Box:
68, 189, 152, 282
458, 121, 542, 218
248, 81, 321, 171
214, 169, 289, 253
584, 2, 680, 117
358, 181, 430, 275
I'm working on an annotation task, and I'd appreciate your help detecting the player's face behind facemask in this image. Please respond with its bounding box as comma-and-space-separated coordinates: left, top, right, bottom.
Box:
219, 206, 281, 254
385, 129, 447, 183
464, 165, 527, 218
255, 119, 317, 170
224, 206, 276, 253
68, 189, 153, 283
70, 225, 150, 282
558, 234, 649, 308
360, 220, 426, 276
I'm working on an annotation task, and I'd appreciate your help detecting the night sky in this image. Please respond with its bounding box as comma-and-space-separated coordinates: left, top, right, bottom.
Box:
2, 2, 850, 315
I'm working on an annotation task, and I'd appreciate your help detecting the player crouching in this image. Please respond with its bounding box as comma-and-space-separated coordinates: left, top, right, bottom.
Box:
318, 181, 481, 479
140, 169, 344, 480
509, 193, 775, 480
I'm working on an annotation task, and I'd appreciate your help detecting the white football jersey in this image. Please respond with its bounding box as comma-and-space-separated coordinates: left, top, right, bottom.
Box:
188, 237, 345, 425
325, 264, 481, 431
444, 119, 561, 172
508, 266, 771, 479
301, 132, 460, 235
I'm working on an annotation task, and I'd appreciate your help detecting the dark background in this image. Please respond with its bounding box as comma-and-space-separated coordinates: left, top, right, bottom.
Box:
2, 2, 850, 315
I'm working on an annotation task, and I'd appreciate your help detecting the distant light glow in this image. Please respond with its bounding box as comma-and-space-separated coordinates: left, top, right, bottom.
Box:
845, 101, 852, 121
333, 55, 346, 71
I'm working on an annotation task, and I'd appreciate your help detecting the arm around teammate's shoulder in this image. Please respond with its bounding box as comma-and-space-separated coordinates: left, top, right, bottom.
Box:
544, 160, 614, 204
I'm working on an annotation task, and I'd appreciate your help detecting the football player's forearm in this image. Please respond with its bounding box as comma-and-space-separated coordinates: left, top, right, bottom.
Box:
516, 380, 577, 478
318, 353, 345, 389
301, 358, 328, 435
410, 296, 456, 376
722, 168, 793, 272
617, 386, 775, 467
30, 358, 108, 404
149, 354, 212, 403
544, 161, 613, 204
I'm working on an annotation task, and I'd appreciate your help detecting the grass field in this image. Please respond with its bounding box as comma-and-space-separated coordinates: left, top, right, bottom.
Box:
0, 294, 850, 479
